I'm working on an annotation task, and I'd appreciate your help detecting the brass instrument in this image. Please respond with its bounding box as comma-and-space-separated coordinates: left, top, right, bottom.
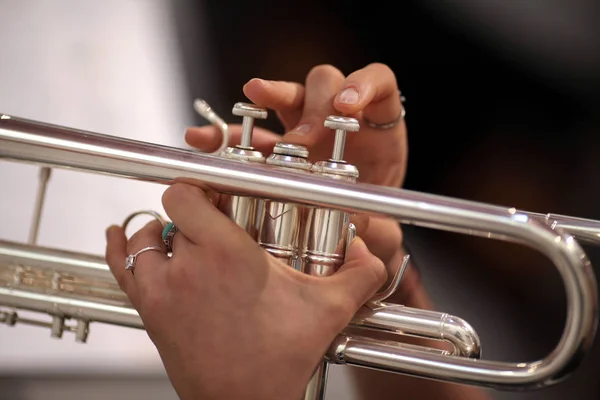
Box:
0, 101, 598, 400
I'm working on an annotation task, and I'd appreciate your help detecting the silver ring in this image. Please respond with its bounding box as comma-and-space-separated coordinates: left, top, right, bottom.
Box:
363, 91, 406, 130
125, 246, 163, 273
122, 210, 167, 233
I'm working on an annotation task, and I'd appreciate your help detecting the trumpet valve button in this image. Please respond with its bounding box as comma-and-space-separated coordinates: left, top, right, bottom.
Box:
324, 116, 359, 162
267, 143, 312, 170
232, 102, 268, 149
272, 143, 309, 158
232, 102, 268, 119
324, 116, 360, 132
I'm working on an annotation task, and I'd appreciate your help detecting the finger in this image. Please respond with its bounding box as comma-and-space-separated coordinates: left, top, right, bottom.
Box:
324, 236, 388, 315
105, 225, 140, 306
333, 63, 403, 127
243, 78, 305, 131
185, 125, 280, 155
357, 217, 403, 268
162, 183, 249, 247
349, 214, 370, 238
281, 65, 346, 149
125, 220, 169, 286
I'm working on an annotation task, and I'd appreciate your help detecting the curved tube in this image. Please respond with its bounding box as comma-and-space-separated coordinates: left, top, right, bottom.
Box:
0, 114, 597, 389
352, 303, 481, 359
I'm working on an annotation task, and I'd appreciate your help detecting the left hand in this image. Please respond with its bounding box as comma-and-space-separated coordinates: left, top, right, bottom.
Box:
186, 63, 407, 269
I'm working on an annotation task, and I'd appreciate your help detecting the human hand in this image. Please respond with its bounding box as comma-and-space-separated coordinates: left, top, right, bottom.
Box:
186, 63, 406, 270
105, 183, 387, 400
183, 63, 493, 400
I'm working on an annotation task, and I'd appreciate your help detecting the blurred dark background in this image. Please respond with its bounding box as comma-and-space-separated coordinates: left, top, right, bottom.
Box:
173, 0, 600, 398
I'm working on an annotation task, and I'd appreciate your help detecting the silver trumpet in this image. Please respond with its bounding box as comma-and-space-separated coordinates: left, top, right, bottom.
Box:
0, 100, 599, 400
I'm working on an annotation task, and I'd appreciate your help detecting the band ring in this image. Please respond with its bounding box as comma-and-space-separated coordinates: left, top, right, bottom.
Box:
363, 91, 406, 130
125, 246, 164, 274
122, 210, 167, 232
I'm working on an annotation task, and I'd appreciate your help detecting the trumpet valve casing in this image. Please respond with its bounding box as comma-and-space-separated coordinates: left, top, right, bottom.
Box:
259, 143, 312, 269
215, 102, 268, 240
302, 116, 360, 277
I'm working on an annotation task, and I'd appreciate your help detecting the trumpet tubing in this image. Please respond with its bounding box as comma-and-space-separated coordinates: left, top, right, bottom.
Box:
0, 101, 598, 398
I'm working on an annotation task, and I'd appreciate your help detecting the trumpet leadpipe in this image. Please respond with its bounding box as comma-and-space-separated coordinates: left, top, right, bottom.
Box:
0, 239, 477, 354
0, 240, 140, 341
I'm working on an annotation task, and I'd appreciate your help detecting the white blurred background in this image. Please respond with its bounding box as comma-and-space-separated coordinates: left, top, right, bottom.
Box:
0, 0, 196, 398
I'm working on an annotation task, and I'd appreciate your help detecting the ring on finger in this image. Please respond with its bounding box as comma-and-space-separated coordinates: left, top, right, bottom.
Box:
162, 222, 178, 253
125, 246, 164, 274
122, 210, 167, 232
363, 91, 406, 130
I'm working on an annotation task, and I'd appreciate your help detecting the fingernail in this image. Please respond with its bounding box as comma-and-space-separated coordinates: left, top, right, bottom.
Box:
288, 123, 311, 135
339, 88, 359, 104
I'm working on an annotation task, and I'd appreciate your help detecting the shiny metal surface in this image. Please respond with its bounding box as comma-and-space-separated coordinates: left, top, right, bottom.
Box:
526, 212, 600, 246
259, 144, 312, 267
210, 104, 268, 239
232, 102, 268, 149
303, 208, 351, 276
324, 115, 359, 162
193, 99, 230, 155
0, 240, 141, 341
0, 108, 598, 392
302, 119, 359, 278
28, 167, 51, 245
217, 194, 261, 239
304, 362, 329, 400
352, 303, 481, 358
259, 200, 303, 266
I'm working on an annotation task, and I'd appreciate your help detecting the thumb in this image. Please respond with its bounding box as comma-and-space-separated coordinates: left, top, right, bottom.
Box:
326, 237, 388, 314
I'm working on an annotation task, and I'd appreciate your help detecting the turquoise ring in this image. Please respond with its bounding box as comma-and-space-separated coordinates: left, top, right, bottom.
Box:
162, 222, 178, 253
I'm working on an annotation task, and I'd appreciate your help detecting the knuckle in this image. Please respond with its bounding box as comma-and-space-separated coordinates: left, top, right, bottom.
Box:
126, 229, 146, 253
369, 256, 388, 288
367, 62, 395, 77
306, 64, 344, 83
162, 183, 188, 207
162, 183, 207, 212
127, 221, 164, 254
